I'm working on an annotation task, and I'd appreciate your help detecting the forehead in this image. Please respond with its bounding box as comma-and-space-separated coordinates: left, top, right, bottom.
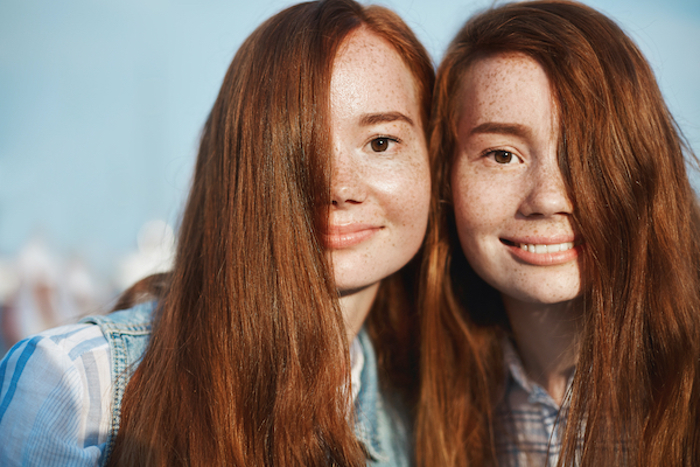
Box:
330, 28, 419, 117
458, 53, 554, 128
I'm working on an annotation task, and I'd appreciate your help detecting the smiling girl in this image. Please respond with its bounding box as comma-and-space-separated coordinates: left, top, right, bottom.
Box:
417, 1, 700, 466
0, 1, 433, 465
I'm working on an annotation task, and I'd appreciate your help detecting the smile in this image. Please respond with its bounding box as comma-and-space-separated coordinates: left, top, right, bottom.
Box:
501, 238, 581, 266
517, 242, 574, 254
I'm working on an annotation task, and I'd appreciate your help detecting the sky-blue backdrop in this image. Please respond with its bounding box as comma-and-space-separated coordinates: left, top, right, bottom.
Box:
1, 0, 699, 277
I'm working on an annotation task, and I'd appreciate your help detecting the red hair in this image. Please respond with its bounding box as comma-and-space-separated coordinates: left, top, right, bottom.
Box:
106, 0, 433, 465
418, 1, 700, 465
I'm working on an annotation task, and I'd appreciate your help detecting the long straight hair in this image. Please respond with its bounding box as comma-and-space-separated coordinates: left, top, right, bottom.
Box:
106, 1, 433, 466
417, 1, 700, 466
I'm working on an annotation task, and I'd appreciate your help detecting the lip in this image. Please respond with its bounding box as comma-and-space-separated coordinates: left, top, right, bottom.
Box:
323, 223, 382, 249
501, 237, 582, 266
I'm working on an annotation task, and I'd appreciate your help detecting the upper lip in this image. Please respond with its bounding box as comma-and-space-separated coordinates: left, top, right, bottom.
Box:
501, 235, 579, 246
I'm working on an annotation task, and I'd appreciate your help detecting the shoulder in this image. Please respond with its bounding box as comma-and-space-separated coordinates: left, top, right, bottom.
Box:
81, 300, 155, 333
0, 323, 111, 465
0, 302, 158, 466
81, 301, 155, 378
0, 323, 111, 403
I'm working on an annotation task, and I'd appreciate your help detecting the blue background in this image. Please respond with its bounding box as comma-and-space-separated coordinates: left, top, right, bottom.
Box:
1, 0, 699, 280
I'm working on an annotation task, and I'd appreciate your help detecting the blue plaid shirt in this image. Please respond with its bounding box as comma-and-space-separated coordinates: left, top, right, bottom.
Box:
495, 339, 572, 467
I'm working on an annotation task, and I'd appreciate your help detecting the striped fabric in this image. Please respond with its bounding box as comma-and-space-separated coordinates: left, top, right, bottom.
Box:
0, 324, 112, 466
495, 339, 570, 467
0, 321, 366, 466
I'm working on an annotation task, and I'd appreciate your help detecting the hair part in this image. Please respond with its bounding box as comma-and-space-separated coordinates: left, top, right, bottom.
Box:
418, 1, 700, 466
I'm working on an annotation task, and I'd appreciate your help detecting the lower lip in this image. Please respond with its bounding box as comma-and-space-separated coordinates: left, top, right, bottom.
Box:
324, 228, 380, 249
505, 242, 582, 266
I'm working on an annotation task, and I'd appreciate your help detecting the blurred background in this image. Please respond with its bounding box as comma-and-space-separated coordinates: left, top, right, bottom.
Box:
1, 0, 698, 353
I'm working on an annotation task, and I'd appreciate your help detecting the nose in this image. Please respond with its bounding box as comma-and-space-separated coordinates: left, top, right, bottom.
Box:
330, 150, 366, 207
519, 157, 573, 217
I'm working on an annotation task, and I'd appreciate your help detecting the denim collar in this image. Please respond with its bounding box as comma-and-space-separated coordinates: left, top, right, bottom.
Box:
353, 328, 384, 461
89, 304, 390, 462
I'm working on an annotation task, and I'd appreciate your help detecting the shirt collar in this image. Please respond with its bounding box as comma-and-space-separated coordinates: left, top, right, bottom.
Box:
352, 328, 384, 461
502, 337, 572, 410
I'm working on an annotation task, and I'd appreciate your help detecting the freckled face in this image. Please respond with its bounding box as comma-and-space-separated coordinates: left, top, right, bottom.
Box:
451, 53, 581, 307
327, 28, 430, 294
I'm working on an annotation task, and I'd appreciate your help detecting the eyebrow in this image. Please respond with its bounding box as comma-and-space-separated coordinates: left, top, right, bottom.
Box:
469, 122, 531, 139
359, 112, 415, 127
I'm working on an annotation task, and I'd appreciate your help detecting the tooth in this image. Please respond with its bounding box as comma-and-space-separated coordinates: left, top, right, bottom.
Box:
517, 242, 576, 253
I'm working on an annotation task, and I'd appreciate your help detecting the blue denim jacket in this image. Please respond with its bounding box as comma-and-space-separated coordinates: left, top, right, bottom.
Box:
82, 301, 411, 466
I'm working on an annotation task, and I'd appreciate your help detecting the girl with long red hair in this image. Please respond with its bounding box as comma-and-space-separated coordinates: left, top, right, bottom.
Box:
0, 1, 434, 465
417, 1, 700, 465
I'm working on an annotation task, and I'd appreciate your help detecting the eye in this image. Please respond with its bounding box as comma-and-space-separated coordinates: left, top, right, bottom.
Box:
493, 150, 513, 163
369, 137, 397, 153
489, 149, 518, 164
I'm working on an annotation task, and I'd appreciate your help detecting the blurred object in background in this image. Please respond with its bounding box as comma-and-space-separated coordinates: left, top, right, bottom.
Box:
0, 236, 88, 352
0, 257, 21, 354
116, 219, 175, 291
0, 220, 175, 355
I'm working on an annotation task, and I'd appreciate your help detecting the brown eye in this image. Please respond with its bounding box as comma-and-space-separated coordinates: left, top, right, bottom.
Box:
493, 150, 513, 164
370, 138, 390, 152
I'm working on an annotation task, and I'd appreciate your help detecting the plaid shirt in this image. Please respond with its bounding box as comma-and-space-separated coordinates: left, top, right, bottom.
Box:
495, 339, 572, 467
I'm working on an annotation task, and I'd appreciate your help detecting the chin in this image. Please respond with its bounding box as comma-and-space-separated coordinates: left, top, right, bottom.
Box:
334, 266, 390, 292
514, 288, 581, 306
337, 282, 380, 298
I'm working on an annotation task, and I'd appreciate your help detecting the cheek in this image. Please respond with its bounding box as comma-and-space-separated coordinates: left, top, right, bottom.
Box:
452, 176, 490, 235
380, 157, 431, 226
451, 176, 511, 273
452, 166, 512, 236
402, 168, 431, 234
452, 194, 485, 262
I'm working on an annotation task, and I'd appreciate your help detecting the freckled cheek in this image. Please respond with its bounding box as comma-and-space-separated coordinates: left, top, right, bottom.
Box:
454, 175, 510, 232
400, 172, 430, 226
453, 185, 490, 231
375, 159, 430, 215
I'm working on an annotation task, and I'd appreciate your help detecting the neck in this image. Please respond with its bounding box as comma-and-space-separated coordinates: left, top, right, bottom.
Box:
502, 296, 582, 406
339, 282, 380, 343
